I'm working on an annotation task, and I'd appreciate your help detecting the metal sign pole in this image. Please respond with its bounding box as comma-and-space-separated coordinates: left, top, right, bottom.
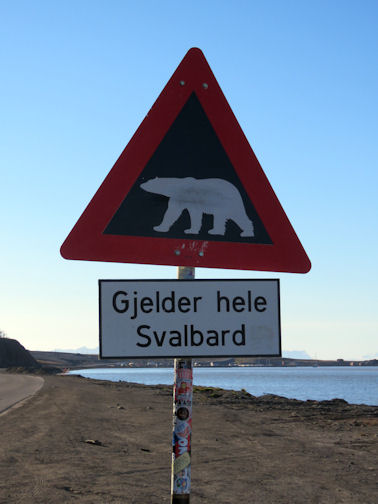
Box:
171, 266, 195, 503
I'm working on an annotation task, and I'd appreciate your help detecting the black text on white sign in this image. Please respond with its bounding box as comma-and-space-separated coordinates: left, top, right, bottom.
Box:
99, 279, 281, 358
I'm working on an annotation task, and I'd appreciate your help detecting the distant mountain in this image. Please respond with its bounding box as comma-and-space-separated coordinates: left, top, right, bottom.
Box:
362, 352, 378, 360
54, 346, 99, 355
282, 350, 312, 359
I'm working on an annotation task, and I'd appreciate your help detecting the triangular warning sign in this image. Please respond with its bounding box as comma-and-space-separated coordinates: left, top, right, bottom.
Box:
61, 48, 311, 273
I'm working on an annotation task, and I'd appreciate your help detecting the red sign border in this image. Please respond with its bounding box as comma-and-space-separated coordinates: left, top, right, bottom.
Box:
61, 48, 311, 273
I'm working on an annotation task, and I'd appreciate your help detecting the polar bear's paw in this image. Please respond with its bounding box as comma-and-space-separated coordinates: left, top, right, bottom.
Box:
240, 230, 255, 237
153, 225, 170, 232
208, 228, 225, 236
184, 228, 200, 234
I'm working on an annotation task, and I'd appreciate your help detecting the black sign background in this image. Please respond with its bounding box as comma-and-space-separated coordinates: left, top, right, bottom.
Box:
104, 93, 272, 244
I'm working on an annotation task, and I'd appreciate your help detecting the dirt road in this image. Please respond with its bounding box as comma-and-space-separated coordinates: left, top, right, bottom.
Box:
0, 371, 44, 415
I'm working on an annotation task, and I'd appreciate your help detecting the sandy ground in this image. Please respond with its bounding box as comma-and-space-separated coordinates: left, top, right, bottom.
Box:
0, 373, 44, 415
0, 372, 377, 504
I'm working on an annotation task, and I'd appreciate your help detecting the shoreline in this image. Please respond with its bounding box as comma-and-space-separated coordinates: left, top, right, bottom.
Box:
66, 366, 378, 407
5, 365, 378, 407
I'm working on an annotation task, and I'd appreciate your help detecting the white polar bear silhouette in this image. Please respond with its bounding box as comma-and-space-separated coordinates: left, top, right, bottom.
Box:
140, 177, 254, 237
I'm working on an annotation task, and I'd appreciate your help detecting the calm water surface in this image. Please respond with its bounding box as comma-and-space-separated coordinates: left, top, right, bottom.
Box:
70, 366, 378, 406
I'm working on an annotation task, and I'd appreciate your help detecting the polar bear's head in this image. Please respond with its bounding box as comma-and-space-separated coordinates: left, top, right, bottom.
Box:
140, 177, 163, 194
140, 177, 195, 197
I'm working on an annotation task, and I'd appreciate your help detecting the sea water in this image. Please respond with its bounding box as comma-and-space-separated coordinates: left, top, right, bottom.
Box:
69, 366, 378, 406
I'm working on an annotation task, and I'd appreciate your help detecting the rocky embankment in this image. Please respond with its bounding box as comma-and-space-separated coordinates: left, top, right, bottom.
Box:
0, 338, 40, 368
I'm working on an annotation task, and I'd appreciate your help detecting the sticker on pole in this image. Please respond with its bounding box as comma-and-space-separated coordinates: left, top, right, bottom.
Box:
99, 279, 281, 358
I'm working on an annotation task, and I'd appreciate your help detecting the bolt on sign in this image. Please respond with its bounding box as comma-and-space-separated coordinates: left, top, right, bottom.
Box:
99, 279, 281, 359
60, 48, 311, 274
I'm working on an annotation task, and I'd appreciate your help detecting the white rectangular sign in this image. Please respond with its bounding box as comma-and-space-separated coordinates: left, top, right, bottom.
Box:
99, 279, 281, 358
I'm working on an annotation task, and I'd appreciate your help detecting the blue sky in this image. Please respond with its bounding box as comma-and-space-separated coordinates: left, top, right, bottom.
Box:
1, 0, 377, 360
